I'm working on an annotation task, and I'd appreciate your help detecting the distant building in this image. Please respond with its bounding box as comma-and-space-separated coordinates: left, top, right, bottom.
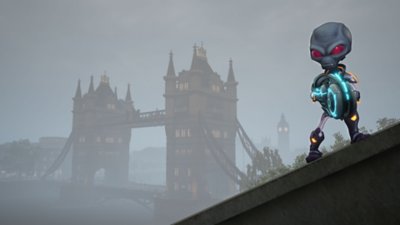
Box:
277, 114, 290, 163
36, 137, 68, 179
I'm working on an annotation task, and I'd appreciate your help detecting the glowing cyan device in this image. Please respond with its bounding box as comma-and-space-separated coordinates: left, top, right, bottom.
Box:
311, 71, 356, 119
312, 88, 327, 97
333, 72, 350, 101
327, 87, 338, 118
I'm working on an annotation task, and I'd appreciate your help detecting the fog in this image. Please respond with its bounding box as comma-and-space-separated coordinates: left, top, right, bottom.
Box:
0, 180, 154, 225
0, 0, 399, 224
1, 0, 400, 149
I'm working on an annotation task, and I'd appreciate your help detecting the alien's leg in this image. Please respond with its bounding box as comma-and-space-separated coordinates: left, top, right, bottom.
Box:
344, 111, 370, 144
306, 112, 329, 163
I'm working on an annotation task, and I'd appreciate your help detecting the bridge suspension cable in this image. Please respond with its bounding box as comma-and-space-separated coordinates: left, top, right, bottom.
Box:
236, 118, 262, 161
199, 116, 282, 188
41, 131, 74, 180
199, 116, 250, 187
235, 118, 272, 172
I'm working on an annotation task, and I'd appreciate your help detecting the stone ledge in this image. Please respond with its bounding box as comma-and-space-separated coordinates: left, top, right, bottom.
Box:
174, 123, 400, 225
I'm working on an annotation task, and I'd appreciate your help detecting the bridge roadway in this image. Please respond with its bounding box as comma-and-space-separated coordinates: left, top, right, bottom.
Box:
0, 178, 165, 225
0, 178, 165, 206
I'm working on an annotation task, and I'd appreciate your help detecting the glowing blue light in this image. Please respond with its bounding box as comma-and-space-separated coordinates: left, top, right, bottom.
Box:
327, 87, 338, 118
312, 88, 327, 97
333, 72, 350, 101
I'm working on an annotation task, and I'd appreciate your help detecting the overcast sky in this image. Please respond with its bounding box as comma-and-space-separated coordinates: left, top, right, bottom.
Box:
1, 0, 399, 154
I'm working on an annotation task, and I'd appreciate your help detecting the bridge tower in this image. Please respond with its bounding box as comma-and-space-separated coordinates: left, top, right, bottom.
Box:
71, 74, 134, 185
164, 46, 238, 201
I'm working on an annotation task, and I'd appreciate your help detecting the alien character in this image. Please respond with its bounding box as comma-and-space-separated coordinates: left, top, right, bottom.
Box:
306, 22, 369, 163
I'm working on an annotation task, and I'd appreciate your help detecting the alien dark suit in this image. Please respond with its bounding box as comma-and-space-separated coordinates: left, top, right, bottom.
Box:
306, 22, 369, 163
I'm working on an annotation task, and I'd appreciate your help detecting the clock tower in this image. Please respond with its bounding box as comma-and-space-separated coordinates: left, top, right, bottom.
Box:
277, 113, 290, 161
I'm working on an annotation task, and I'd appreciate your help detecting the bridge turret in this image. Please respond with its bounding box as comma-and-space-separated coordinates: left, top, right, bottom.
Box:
88, 75, 95, 94
72, 79, 83, 130
166, 50, 176, 77
73, 79, 82, 110
125, 83, 133, 103
225, 59, 238, 120
125, 84, 135, 121
190, 44, 213, 74
226, 59, 238, 99
164, 51, 177, 119
74, 79, 82, 99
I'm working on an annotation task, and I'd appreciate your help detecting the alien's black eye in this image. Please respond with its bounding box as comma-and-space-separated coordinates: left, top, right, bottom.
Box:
330, 44, 345, 55
311, 49, 323, 58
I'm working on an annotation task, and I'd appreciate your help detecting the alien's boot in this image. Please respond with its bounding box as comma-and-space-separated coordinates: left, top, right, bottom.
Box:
344, 112, 370, 144
306, 128, 325, 163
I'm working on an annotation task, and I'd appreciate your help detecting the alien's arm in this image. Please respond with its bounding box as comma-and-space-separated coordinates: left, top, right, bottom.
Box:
310, 74, 328, 102
344, 72, 361, 102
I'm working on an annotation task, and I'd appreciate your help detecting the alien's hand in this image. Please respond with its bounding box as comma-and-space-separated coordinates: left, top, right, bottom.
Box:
353, 90, 360, 102
310, 92, 317, 102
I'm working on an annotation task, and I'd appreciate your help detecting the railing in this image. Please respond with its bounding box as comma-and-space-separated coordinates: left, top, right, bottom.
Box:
131, 109, 166, 128
138, 110, 166, 121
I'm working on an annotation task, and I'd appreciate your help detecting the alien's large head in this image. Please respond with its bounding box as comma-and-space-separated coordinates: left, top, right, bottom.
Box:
310, 22, 352, 70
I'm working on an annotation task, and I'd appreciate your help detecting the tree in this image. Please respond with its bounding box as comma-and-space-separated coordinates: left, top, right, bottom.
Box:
242, 117, 400, 190
376, 117, 399, 131
359, 126, 373, 134
320, 146, 329, 154
0, 139, 38, 177
330, 132, 350, 151
243, 147, 288, 190
292, 153, 307, 169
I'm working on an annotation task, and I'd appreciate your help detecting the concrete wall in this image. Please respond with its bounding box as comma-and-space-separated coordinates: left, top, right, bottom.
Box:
174, 124, 400, 225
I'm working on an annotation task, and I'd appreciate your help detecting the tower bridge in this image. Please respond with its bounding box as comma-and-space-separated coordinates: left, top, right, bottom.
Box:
43, 45, 276, 222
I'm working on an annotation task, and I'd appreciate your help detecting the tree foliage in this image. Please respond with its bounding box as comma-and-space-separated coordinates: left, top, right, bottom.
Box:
330, 132, 350, 151
0, 139, 38, 177
376, 117, 399, 131
242, 117, 400, 191
291, 153, 307, 169
243, 147, 288, 190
